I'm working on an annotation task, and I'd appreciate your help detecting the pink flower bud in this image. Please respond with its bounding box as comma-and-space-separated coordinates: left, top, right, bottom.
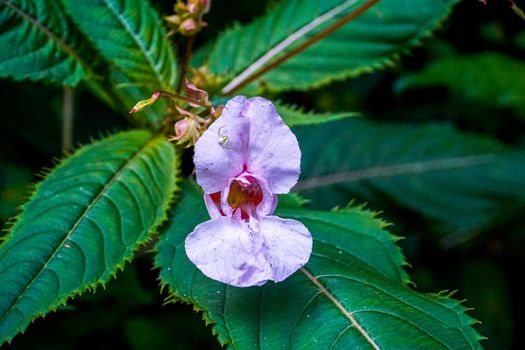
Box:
179, 18, 199, 35
188, 0, 210, 15
173, 117, 199, 145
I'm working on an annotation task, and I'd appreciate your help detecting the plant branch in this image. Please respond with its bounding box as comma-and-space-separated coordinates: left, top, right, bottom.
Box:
221, 0, 380, 95
61, 87, 75, 153
176, 36, 195, 93
156, 90, 208, 108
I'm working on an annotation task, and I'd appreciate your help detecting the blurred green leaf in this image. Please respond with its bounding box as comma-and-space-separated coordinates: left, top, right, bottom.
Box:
0, 0, 95, 85
295, 118, 525, 237
460, 259, 512, 350
395, 52, 525, 120
124, 306, 221, 350
61, 0, 177, 124
0, 164, 32, 224
203, 0, 458, 94
155, 181, 482, 349
0, 130, 178, 343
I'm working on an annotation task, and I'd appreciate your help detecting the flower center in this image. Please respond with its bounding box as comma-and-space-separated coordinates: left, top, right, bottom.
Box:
228, 176, 262, 219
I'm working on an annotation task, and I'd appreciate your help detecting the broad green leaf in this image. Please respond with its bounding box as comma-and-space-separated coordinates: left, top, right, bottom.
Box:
395, 52, 525, 120
155, 182, 482, 349
61, 0, 178, 124
203, 0, 457, 94
0, 130, 177, 343
294, 118, 525, 236
0, 0, 93, 85
277, 104, 359, 127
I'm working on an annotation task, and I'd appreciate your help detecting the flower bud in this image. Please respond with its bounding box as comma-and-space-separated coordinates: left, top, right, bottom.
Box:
179, 18, 200, 36
173, 117, 199, 145
129, 91, 160, 114
188, 0, 210, 15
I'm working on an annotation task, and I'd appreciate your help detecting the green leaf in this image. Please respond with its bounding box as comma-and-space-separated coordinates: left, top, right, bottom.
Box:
0, 130, 177, 343
155, 181, 483, 349
277, 104, 359, 127
203, 0, 457, 94
61, 0, 177, 123
294, 118, 525, 236
395, 52, 525, 120
0, 0, 94, 85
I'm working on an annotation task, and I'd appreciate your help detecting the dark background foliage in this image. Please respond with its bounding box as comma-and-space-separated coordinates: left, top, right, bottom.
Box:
0, 0, 523, 348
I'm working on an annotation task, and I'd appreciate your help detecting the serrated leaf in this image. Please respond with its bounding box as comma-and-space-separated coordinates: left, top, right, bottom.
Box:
0, 0, 94, 85
395, 52, 525, 120
0, 130, 177, 343
277, 104, 359, 127
61, 0, 177, 124
155, 181, 482, 349
294, 118, 525, 237
203, 0, 457, 94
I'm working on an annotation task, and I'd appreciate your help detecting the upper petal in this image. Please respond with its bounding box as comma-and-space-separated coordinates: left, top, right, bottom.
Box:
244, 97, 301, 194
258, 215, 313, 282
194, 96, 250, 193
185, 216, 273, 287
194, 96, 301, 194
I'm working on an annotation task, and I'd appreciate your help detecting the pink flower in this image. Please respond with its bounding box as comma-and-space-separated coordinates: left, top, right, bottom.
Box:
185, 96, 313, 287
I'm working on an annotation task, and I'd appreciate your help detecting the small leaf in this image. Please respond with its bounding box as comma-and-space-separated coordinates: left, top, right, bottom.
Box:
202, 0, 458, 94
155, 181, 482, 349
294, 118, 525, 236
61, 0, 178, 124
0, 130, 177, 343
277, 103, 359, 127
0, 0, 95, 85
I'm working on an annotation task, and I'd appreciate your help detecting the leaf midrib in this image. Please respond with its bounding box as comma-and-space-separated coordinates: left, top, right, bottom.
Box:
101, 0, 166, 88
1, 0, 94, 78
0, 135, 158, 326
300, 267, 381, 349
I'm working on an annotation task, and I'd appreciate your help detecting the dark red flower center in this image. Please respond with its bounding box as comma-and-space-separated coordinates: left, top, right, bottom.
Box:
227, 176, 262, 220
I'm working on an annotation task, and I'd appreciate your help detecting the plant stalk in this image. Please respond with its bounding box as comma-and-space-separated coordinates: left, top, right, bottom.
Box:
176, 36, 195, 93
61, 87, 75, 153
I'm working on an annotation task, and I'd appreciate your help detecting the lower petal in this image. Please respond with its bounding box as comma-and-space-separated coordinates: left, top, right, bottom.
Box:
185, 217, 272, 287
258, 216, 313, 282
184, 215, 313, 287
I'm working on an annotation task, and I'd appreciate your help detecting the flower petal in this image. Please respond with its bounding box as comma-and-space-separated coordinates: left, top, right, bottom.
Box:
203, 193, 223, 219
185, 217, 272, 287
194, 96, 301, 194
184, 215, 313, 287
258, 215, 312, 282
243, 97, 301, 194
194, 96, 250, 193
